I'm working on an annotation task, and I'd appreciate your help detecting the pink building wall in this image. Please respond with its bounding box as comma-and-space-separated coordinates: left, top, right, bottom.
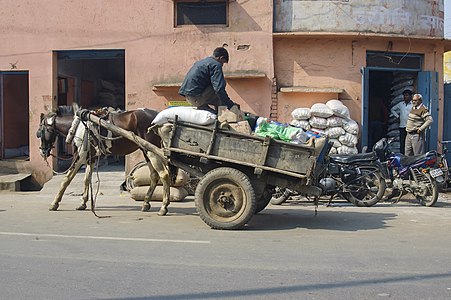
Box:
0, 1, 448, 185
0, 1, 274, 184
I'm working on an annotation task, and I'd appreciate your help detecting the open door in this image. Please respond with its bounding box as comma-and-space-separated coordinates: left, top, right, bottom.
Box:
417, 71, 439, 151
0, 72, 29, 159
361, 67, 370, 150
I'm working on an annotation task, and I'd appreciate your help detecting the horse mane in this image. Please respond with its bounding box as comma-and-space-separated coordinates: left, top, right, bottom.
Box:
55, 105, 75, 117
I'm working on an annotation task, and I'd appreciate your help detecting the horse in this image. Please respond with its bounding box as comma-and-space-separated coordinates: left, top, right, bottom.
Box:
36, 106, 172, 216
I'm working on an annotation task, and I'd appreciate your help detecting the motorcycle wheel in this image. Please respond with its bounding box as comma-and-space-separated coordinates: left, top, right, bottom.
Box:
344, 168, 386, 207
270, 187, 291, 205
415, 173, 438, 207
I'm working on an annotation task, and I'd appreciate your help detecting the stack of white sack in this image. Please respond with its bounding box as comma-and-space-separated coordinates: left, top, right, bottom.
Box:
290, 100, 359, 154
129, 165, 189, 202
386, 72, 415, 153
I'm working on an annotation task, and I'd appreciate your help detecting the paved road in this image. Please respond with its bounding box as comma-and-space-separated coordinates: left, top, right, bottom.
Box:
1, 167, 451, 299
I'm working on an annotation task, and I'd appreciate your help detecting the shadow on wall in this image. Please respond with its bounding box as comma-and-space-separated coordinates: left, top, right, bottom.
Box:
227, 77, 273, 117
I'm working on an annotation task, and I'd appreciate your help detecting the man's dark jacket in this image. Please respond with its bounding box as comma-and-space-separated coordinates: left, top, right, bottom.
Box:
179, 56, 233, 107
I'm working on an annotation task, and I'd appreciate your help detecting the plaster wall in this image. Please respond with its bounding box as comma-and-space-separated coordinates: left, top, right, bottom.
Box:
274, 37, 445, 137
275, 0, 444, 37
0, 0, 274, 184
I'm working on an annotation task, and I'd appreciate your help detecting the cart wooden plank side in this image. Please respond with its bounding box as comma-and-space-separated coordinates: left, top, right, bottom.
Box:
161, 118, 328, 230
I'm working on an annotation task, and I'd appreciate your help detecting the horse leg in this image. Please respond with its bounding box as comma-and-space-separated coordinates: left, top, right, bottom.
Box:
142, 162, 160, 212
49, 154, 85, 211
140, 150, 158, 212
76, 160, 94, 210
150, 156, 171, 216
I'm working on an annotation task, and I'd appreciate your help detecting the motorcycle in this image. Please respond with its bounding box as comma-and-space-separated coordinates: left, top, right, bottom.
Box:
374, 138, 445, 206
271, 146, 387, 207
437, 140, 451, 192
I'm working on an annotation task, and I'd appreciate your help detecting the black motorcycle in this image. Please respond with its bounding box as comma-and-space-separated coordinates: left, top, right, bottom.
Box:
271, 148, 388, 207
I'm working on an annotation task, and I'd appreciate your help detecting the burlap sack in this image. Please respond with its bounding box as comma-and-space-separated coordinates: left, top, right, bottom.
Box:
130, 186, 189, 202
132, 167, 189, 187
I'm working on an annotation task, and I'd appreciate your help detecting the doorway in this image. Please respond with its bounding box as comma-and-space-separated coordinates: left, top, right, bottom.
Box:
367, 70, 417, 152
0, 72, 29, 160
54, 50, 126, 171
361, 51, 441, 152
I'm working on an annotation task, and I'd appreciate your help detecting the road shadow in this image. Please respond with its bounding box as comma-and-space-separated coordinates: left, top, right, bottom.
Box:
100, 272, 451, 300
93, 204, 198, 216
248, 208, 396, 231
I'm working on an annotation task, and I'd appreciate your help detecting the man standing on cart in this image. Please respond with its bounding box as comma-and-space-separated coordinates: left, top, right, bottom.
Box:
179, 47, 238, 113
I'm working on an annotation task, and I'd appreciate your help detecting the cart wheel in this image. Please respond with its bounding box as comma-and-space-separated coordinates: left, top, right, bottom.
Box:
255, 186, 275, 214
195, 167, 256, 230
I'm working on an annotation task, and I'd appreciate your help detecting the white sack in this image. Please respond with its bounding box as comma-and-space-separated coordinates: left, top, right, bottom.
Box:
309, 116, 328, 129
310, 103, 334, 118
291, 108, 311, 120
326, 99, 344, 108
290, 119, 311, 131
326, 99, 350, 119
342, 118, 359, 135
339, 132, 358, 147
152, 107, 217, 125
326, 127, 346, 138
327, 116, 344, 127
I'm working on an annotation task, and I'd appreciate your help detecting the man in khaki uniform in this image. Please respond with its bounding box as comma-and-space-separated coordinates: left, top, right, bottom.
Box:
405, 94, 433, 155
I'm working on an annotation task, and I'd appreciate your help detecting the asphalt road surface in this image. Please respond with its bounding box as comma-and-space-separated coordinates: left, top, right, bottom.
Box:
1, 169, 451, 300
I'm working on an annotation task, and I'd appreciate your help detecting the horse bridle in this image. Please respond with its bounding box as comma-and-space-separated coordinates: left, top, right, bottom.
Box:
36, 113, 58, 159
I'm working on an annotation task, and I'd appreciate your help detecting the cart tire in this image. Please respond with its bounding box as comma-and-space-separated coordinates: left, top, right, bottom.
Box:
255, 186, 275, 214
195, 167, 256, 230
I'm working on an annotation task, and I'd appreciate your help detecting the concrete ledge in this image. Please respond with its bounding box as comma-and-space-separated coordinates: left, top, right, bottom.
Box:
0, 173, 32, 192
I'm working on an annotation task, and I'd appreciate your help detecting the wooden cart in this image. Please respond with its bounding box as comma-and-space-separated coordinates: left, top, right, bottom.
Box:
161, 118, 329, 229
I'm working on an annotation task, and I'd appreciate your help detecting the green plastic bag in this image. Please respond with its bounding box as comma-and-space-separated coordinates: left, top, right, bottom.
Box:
255, 119, 307, 143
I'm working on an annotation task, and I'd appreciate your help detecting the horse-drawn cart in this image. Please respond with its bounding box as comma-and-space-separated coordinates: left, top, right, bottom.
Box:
78, 110, 328, 230
160, 117, 328, 229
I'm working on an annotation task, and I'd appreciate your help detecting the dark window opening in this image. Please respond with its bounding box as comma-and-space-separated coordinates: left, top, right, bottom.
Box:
176, 1, 227, 26
366, 51, 422, 70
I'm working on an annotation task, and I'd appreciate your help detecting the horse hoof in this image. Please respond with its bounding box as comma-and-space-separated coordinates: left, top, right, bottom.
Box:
141, 203, 151, 212
49, 203, 59, 211
76, 204, 87, 211
157, 207, 168, 216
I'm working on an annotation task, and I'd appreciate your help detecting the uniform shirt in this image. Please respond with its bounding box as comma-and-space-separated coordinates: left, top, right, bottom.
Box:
179, 56, 233, 107
405, 103, 433, 133
390, 101, 412, 128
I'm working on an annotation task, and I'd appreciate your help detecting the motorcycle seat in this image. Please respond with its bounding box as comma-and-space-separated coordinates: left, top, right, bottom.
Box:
329, 152, 378, 164
399, 151, 437, 166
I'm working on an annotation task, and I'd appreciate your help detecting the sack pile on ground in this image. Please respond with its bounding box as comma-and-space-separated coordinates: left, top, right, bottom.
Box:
129, 164, 189, 202
386, 72, 415, 153
290, 100, 359, 154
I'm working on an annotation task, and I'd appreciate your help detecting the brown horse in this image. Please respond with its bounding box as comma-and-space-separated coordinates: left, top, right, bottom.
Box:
37, 106, 172, 215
